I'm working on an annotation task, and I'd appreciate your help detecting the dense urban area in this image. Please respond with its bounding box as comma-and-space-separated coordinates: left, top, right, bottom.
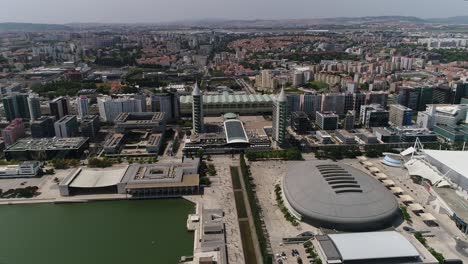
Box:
0, 15, 468, 264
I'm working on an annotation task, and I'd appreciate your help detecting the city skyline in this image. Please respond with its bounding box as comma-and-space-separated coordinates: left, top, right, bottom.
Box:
1, 0, 468, 24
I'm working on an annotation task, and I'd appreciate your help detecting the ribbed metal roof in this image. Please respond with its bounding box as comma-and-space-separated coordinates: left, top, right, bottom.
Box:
180, 94, 274, 104
283, 161, 399, 231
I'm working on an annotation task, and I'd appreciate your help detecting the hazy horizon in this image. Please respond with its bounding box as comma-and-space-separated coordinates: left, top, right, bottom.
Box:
1, 0, 467, 24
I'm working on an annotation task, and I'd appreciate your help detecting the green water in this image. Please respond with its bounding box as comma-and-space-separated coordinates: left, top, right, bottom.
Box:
0, 199, 194, 264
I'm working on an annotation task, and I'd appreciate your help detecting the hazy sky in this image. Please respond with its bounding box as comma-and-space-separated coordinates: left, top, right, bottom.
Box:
1, 0, 467, 24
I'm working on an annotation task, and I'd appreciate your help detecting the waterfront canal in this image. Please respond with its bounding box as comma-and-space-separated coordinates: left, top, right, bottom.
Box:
0, 199, 194, 264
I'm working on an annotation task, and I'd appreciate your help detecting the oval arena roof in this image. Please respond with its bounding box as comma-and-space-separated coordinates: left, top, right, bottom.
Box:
283, 161, 400, 231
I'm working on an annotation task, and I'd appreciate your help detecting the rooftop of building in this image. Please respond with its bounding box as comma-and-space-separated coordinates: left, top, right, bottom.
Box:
55, 115, 77, 123
114, 112, 165, 124
179, 93, 274, 104
224, 119, 249, 144
60, 166, 129, 189
317, 111, 339, 117
104, 133, 125, 148
390, 104, 413, 111
6, 137, 88, 151
121, 160, 200, 189
283, 161, 399, 231
434, 187, 468, 221
317, 231, 421, 262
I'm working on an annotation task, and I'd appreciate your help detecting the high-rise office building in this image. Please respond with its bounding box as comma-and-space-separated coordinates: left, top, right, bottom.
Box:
192, 82, 204, 134
272, 88, 288, 145
31, 116, 56, 138
343, 110, 356, 130
27, 93, 42, 121
54, 115, 79, 138
97, 96, 144, 122
321, 93, 345, 115
287, 94, 301, 113
76, 96, 89, 118
49, 97, 70, 120
291, 111, 310, 134
135, 93, 147, 112
2, 94, 30, 121
151, 92, 180, 121
389, 104, 413, 127
396, 86, 433, 111
80, 115, 100, 140
1, 118, 25, 146
300, 93, 321, 120
292, 71, 304, 87
315, 111, 339, 130
360, 104, 389, 128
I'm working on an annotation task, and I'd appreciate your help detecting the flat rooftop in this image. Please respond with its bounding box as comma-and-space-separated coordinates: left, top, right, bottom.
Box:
114, 112, 165, 124
6, 137, 88, 151
323, 231, 421, 262
434, 187, 468, 221
122, 161, 200, 189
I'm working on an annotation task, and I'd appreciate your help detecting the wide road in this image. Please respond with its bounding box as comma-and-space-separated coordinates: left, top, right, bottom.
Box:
236, 78, 256, 94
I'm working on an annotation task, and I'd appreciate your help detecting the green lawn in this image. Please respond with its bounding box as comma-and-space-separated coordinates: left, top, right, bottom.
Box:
234, 191, 248, 219
239, 220, 258, 264
230, 166, 242, 190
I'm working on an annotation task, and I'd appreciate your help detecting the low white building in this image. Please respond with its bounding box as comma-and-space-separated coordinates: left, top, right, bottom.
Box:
0, 161, 41, 178
417, 104, 468, 129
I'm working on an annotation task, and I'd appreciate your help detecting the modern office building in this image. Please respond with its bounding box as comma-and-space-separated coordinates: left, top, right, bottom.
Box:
0, 161, 41, 178
396, 86, 433, 111
134, 93, 147, 112
389, 104, 413, 126
315, 130, 334, 144
79, 115, 100, 140
315, 111, 339, 130
1, 118, 25, 146
272, 88, 288, 145
192, 82, 204, 134
352, 93, 366, 116
343, 110, 355, 130
300, 93, 322, 119
76, 95, 89, 118
114, 112, 166, 133
432, 124, 468, 142
97, 96, 144, 122
366, 91, 388, 108
5, 137, 89, 161
59, 159, 200, 197
335, 129, 356, 144
282, 161, 400, 231
2, 93, 30, 121
356, 129, 379, 144
417, 104, 468, 129
360, 104, 389, 128
27, 93, 42, 121
151, 92, 179, 121
54, 115, 79, 138
321, 93, 345, 115
287, 94, 301, 113
291, 111, 310, 134
49, 97, 70, 120
31, 116, 55, 138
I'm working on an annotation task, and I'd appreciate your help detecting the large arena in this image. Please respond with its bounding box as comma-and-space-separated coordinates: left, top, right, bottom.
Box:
282, 161, 400, 231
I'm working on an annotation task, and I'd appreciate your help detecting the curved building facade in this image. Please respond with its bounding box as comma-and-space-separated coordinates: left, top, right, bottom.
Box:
283, 161, 400, 231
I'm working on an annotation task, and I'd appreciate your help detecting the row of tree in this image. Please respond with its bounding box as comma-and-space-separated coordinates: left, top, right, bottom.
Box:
245, 148, 303, 161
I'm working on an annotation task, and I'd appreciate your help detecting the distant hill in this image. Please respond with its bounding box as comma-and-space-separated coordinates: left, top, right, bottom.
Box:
0, 23, 71, 32
427, 16, 468, 24
1, 16, 468, 32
